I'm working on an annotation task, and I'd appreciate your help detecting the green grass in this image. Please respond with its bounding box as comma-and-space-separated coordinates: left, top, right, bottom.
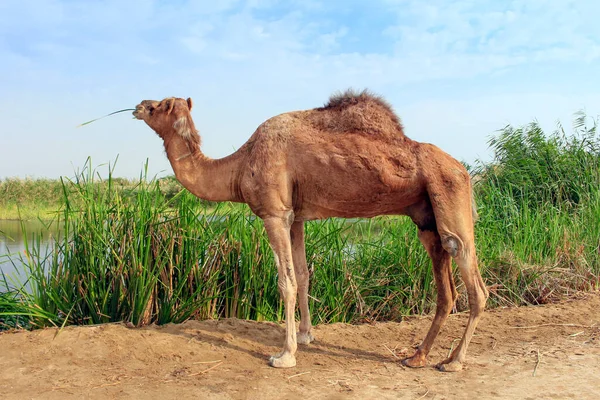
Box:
1, 113, 599, 331
0, 168, 210, 220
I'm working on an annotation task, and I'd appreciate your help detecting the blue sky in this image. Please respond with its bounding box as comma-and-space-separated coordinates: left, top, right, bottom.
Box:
1, 0, 599, 179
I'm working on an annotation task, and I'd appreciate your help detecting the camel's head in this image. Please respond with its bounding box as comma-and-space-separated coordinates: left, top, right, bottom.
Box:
133, 97, 196, 140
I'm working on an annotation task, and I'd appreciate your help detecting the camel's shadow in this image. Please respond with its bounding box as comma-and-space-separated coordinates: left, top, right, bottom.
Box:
169, 319, 407, 365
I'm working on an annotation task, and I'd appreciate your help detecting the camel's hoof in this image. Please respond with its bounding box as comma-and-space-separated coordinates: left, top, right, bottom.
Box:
297, 332, 314, 345
269, 352, 297, 368
436, 360, 463, 372
401, 355, 427, 368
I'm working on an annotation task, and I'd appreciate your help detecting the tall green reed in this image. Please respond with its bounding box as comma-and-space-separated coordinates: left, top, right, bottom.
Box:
473, 112, 600, 306
0, 159, 433, 329
2, 112, 600, 331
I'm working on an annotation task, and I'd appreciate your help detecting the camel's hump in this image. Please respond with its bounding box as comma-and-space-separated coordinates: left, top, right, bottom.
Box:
311, 89, 405, 137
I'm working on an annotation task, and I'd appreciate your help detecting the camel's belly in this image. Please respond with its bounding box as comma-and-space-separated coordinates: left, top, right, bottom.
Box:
294, 183, 424, 220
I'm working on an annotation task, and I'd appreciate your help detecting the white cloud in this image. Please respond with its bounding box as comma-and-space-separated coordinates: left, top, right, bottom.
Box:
1, 0, 599, 179
5, 0, 596, 90
382, 0, 600, 77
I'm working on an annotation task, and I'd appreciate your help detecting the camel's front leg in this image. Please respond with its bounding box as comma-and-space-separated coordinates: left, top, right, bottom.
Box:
264, 216, 298, 368
291, 221, 314, 345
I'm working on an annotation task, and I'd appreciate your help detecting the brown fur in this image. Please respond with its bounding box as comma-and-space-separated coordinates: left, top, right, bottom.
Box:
310, 89, 405, 137
133, 90, 488, 371
140, 97, 201, 152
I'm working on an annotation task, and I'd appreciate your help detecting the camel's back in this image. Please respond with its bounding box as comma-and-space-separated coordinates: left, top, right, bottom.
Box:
248, 89, 405, 145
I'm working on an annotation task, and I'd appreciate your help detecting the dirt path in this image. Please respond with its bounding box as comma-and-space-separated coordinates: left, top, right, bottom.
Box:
1, 293, 599, 400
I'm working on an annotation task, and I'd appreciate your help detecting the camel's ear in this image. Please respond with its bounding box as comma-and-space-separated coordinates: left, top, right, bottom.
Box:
187, 97, 193, 111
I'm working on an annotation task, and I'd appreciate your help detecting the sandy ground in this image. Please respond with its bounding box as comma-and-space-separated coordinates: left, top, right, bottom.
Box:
1, 293, 599, 400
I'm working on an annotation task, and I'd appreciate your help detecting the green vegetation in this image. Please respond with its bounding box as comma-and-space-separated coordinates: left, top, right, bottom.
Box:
0, 177, 67, 220
1, 113, 599, 331
0, 173, 192, 220
472, 112, 600, 306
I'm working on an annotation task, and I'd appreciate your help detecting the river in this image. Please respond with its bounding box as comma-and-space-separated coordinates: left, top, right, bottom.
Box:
0, 219, 60, 286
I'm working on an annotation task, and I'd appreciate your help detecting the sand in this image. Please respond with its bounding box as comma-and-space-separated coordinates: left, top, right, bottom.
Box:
1, 293, 599, 399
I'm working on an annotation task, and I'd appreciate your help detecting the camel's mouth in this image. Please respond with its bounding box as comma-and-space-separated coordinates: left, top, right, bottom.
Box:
132, 105, 145, 120
133, 100, 158, 120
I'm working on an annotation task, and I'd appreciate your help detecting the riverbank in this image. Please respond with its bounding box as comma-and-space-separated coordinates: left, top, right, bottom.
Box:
0, 205, 61, 221
1, 292, 598, 399
0, 174, 188, 221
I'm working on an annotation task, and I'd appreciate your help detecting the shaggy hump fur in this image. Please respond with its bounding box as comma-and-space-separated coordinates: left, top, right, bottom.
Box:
320, 88, 391, 111
313, 89, 405, 137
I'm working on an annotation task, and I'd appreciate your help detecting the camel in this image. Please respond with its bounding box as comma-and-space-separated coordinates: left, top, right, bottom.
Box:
132, 90, 488, 372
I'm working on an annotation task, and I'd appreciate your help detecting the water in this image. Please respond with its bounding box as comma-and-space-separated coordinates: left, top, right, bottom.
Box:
0, 216, 380, 290
0, 220, 60, 286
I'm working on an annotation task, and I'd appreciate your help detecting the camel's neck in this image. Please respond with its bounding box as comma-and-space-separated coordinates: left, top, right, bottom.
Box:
163, 134, 245, 203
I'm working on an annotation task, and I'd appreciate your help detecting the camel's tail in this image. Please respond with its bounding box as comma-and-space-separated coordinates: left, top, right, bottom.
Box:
471, 186, 479, 223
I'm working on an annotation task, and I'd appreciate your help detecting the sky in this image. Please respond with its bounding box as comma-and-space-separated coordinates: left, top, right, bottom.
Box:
1, 0, 599, 179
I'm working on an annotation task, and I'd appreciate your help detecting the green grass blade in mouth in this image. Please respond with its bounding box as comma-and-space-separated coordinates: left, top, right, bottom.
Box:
77, 109, 136, 127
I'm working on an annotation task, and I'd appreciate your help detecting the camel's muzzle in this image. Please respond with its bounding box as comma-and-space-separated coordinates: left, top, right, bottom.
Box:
132, 106, 145, 119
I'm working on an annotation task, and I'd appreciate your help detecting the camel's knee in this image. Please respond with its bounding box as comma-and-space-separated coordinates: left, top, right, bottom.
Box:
278, 282, 297, 299
277, 271, 297, 299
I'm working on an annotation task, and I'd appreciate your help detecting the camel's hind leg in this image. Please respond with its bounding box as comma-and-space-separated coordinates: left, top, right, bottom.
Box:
403, 229, 455, 368
291, 221, 314, 345
430, 183, 488, 372
435, 236, 487, 372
